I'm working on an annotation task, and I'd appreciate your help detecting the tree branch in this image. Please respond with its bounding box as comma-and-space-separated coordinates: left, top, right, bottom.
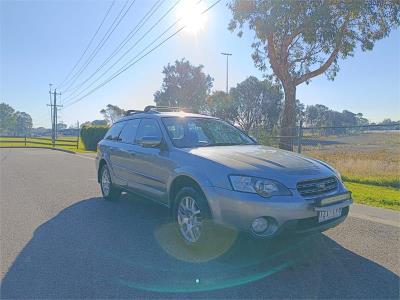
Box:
267, 33, 284, 79
294, 16, 350, 86
294, 45, 341, 85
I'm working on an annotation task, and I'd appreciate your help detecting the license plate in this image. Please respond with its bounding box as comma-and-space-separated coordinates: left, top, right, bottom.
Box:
318, 207, 342, 223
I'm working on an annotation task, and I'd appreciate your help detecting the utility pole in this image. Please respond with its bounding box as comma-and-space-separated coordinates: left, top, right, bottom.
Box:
47, 88, 62, 146
48, 84, 53, 135
221, 52, 232, 93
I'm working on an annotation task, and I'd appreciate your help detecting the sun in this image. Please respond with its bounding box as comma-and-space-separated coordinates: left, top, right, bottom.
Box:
176, 0, 207, 33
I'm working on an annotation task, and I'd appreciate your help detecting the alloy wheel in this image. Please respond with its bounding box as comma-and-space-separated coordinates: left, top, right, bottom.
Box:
101, 167, 111, 197
177, 196, 203, 243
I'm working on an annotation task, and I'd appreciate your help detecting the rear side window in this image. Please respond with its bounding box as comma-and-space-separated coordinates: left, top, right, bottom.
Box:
119, 119, 141, 144
135, 119, 162, 142
104, 122, 125, 140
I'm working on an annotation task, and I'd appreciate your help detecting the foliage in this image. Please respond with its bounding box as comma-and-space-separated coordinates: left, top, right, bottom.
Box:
206, 91, 237, 122
100, 104, 125, 124
0, 103, 16, 134
57, 123, 67, 131
154, 59, 214, 112
304, 104, 370, 133
228, 0, 400, 149
80, 125, 109, 151
0, 102, 32, 136
91, 119, 108, 126
14, 112, 33, 136
230, 76, 283, 132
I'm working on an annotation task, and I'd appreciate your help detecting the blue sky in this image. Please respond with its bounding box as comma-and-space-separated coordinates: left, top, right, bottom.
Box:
1, 0, 399, 128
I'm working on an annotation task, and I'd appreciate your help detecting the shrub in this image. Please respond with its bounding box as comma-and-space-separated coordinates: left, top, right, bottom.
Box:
80, 125, 109, 151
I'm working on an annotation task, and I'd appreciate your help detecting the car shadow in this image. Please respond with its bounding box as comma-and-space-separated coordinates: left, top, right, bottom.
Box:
1, 194, 399, 299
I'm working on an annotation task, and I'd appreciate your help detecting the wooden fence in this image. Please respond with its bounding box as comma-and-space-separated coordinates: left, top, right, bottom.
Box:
0, 136, 79, 149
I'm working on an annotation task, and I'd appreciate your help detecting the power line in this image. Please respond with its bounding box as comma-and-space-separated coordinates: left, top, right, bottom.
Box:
61, 0, 167, 103
62, 0, 222, 109
62, 0, 195, 106
61, 0, 136, 94
56, 0, 116, 90
61, 0, 133, 94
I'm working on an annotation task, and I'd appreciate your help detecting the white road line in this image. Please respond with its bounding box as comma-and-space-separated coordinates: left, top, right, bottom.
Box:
349, 212, 400, 228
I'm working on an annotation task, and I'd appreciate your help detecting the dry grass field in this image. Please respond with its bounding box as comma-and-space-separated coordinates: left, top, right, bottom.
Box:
303, 131, 400, 210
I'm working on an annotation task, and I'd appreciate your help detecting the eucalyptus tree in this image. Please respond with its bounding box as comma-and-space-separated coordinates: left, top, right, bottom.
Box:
228, 0, 400, 149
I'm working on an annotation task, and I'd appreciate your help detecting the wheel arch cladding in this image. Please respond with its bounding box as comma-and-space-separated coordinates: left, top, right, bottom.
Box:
98, 159, 106, 183
169, 175, 208, 207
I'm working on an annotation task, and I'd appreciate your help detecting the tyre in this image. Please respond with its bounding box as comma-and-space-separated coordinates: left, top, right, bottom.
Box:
173, 186, 213, 248
100, 164, 121, 201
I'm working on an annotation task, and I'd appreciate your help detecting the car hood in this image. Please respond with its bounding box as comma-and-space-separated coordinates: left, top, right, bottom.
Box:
186, 145, 335, 188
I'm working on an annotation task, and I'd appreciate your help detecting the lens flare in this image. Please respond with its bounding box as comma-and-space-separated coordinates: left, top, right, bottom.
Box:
176, 0, 207, 33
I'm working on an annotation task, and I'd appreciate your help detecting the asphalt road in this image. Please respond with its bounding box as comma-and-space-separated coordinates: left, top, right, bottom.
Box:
1, 148, 399, 299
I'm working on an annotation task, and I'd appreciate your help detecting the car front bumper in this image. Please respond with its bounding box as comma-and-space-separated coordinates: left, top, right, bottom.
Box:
205, 186, 352, 238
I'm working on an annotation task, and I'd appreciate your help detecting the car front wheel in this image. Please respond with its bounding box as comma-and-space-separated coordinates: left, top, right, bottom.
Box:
100, 164, 121, 201
174, 187, 213, 247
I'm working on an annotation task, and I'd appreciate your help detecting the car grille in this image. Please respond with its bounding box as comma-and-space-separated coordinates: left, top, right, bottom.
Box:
297, 176, 338, 197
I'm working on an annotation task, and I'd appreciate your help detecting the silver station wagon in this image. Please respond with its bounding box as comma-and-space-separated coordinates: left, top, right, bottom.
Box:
96, 106, 352, 246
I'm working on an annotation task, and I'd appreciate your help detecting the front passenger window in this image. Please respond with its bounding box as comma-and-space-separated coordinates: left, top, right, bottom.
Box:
119, 119, 141, 144
104, 122, 125, 141
135, 119, 162, 142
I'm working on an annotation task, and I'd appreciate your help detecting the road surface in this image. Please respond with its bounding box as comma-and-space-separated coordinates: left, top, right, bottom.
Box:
1, 148, 399, 298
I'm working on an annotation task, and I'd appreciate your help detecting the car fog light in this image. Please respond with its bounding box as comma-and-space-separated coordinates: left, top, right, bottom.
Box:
252, 217, 269, 233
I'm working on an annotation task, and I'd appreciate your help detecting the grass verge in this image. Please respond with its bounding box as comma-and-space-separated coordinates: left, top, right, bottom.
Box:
0, 137, 95, 153
344, 182, 400, 211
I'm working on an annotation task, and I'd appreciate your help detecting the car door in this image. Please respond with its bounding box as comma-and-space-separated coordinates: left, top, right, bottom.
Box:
129, 118, 172, 205
113, 118, 142, 187
104, 121, 126, 185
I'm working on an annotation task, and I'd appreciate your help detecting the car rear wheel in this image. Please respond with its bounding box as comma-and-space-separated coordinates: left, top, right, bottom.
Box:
100, 164, 121, 201
173, 187, 213, 247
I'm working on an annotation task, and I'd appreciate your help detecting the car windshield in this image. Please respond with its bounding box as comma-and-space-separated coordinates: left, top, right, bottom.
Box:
162, 117, 256, 148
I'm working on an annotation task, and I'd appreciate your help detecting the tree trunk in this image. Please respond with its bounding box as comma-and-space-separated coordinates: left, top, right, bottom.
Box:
279, 84, 296, 151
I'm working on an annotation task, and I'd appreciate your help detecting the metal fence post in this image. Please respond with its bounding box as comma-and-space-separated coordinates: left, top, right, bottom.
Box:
297, 120, 303, 153
24, 136, 27, 147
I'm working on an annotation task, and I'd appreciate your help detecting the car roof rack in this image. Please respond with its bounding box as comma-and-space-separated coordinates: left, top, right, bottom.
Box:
124, 109, 144, 116
143, 105, 193, 113
124, 106, 194, 116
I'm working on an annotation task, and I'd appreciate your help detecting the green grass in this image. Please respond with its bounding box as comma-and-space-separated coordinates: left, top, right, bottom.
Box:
344, 182, 400, 211
342, 175, 399, 189
0, 136, 95, 153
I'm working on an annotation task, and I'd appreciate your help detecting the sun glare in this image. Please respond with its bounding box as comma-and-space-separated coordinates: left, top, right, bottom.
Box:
176, 0, 207, 33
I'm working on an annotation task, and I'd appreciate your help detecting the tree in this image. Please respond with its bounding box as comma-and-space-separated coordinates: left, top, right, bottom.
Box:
91, 119, 108, 126
206, 91, 237, 122
295, 99, 305, 125
80, 121, 92, 128
356, 113, 369, 126
57, 122, 67, 131
230, 76, 282, 133
154, 59, 214, 111
100, 104, 125, 124
0, 103, 16, 135
14, 111, 33, 136
228, 0, 400, 150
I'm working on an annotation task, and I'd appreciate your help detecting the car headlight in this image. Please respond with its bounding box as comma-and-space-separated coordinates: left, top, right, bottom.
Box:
229, 175, 292, 198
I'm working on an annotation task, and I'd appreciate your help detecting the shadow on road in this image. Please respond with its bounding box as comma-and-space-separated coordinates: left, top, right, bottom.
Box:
1, 194, 399, 298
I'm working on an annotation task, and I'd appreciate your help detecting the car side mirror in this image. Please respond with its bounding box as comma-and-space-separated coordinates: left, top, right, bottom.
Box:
138, 136, 162, 148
